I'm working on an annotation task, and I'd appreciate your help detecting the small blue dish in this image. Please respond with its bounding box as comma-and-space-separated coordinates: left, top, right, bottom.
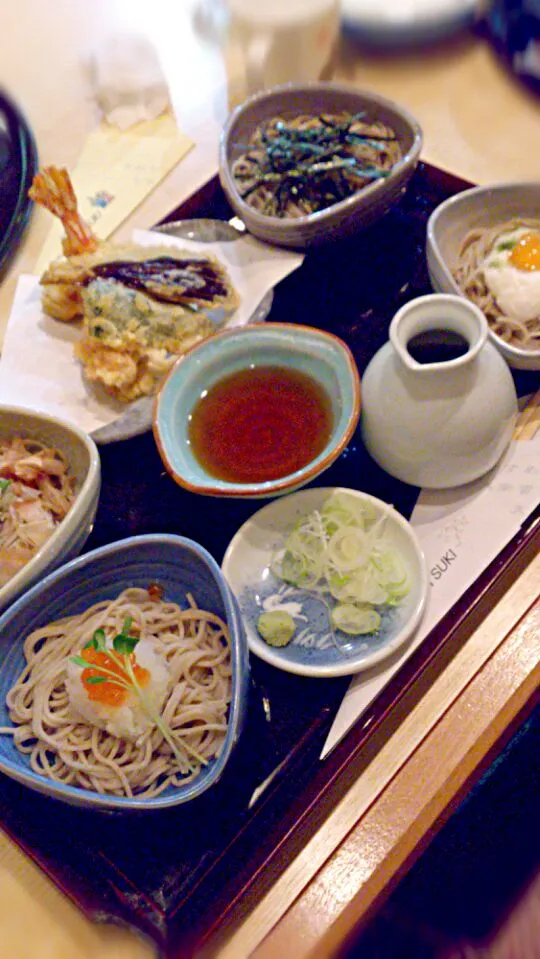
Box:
153, 323, 361, 499
0, 534, 250, 811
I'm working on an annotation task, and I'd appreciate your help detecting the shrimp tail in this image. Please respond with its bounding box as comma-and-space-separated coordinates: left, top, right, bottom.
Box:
28, 166, 100, 256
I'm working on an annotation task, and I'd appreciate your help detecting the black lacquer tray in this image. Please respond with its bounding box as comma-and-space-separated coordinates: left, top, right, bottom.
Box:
0, 89, 38, 279
0, 162, 538, 959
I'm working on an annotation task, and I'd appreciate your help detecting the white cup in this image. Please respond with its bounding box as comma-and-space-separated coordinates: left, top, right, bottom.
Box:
196, 0, 340, 95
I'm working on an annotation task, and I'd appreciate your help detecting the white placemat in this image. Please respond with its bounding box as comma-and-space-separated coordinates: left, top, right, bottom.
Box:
322, 395, 540, 757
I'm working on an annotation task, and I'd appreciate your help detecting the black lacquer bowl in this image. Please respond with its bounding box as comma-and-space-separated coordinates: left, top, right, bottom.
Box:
0, 88, 38, 278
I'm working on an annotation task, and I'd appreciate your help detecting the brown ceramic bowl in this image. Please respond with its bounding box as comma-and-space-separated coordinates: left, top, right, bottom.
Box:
219, 82, 423, 250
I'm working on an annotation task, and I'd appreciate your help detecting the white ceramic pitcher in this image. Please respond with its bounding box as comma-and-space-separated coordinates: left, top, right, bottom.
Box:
360, 294, 518, 489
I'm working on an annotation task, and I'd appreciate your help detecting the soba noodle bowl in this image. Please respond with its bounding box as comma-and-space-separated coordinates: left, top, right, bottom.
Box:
452, 219, 540, 352
0, 587, 232, 799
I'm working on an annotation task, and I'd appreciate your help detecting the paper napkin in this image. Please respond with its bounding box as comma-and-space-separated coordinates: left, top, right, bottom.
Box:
0, 230, 303, 435
89, 33, 171, 131
322, 396, 540, 757
34, 116, 195, 276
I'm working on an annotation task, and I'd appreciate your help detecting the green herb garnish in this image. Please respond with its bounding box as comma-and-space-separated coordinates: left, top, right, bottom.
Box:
113, 634, 139, 655
69, 618, 208, 768
112, 617, 139, 655
233, 111, 400, 218
84, 628, 106, 651
70, 654, 92, 669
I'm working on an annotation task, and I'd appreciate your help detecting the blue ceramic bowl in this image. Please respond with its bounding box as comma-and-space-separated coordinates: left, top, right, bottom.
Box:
0, 535, 250, 811
153, 323, 361, 499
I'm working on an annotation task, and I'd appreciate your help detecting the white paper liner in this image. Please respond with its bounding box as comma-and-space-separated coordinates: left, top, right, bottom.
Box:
0, 229, 303, 436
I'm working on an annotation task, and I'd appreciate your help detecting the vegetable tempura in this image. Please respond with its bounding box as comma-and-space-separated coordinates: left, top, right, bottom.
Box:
29, 167, 240, 401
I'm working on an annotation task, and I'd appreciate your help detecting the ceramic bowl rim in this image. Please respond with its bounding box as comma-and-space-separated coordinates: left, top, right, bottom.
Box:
340, 0, 478, 43
426, 181, 540, 365
0, 533, 249, 811
389, 292, 489, 369
219, 80, 423, 231
222, 486, 429, 678
0, 405, 101, 611
153, 322, 362, 498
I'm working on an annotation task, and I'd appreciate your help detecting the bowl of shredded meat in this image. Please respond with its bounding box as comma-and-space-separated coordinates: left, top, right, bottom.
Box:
0, 406, 100, 612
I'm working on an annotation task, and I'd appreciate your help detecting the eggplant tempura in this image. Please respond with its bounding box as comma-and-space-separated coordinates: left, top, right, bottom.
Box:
29, 167, 240, 402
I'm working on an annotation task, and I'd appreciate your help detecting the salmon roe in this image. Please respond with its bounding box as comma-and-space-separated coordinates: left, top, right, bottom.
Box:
81, 647, 150, 707
509, 231, 540, 272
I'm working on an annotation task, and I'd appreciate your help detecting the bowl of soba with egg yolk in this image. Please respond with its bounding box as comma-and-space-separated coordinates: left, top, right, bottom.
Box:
0, 533, 250, 811
426, 181, 540, 370
153, 322, 361, 499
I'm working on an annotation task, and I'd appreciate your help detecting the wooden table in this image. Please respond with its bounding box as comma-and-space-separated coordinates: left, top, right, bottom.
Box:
0, 3, 538, 957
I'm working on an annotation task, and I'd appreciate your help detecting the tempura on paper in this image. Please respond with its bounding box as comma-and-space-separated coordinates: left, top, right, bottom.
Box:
29, 167, 240, 402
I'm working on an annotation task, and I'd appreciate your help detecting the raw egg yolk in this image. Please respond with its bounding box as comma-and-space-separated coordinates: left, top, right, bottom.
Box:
509, 232, 540, 271
81, 647, 150, 706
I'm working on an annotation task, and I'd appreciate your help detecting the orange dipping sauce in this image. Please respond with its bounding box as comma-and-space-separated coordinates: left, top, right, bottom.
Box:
188, 365, 334, 483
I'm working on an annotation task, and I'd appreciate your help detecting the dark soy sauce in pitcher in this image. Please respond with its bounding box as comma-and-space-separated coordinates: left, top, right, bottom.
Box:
406, 328, 470, 364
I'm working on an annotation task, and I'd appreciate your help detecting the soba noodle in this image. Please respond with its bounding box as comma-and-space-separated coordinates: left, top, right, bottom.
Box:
0, 588, 232, 799
232, 112, 401, 219
452, 218, 540, 352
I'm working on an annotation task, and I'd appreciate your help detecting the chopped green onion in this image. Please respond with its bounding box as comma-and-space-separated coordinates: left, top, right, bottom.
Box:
331, 604, 381, 635
271, 491, 410, 642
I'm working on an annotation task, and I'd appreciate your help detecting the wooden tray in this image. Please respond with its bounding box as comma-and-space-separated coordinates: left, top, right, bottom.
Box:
0, 162, 538, 959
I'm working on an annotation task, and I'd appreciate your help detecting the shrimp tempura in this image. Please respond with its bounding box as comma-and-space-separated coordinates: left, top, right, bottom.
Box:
28, 166, 99, 257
